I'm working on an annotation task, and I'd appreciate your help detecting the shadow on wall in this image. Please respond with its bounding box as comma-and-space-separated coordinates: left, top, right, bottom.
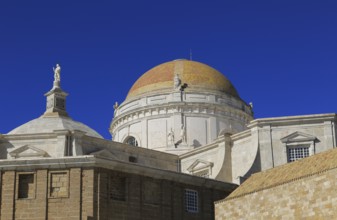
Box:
1, 141, 14, 159
240, 147, 262, 184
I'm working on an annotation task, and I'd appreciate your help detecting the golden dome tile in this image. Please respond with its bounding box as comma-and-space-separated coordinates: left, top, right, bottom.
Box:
126, 60, 239, 100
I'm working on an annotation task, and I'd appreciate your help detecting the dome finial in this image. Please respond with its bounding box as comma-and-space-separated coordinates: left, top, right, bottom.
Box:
43, 64, 69, 117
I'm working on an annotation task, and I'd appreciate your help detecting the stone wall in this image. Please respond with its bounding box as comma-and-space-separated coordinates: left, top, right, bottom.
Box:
0, 168, 95, 220
97, 168, 229, 220
215, 167, 337, 219
111, 89, 253, 155
0, 165, 231, 220
231, 114, 337, 184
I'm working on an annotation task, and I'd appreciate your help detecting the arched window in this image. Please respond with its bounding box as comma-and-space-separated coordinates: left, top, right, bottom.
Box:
124, 136, 138, 147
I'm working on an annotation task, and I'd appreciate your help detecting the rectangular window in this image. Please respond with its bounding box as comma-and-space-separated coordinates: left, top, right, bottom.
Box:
184, 189, 198, 213
287, 146, 309, 162
18, 174, 35, 199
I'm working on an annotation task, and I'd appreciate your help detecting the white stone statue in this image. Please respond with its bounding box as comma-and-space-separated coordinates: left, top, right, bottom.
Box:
53, 64, 61, 82
113, 101, 119, 110
180, 125, 186, 142
174, 74, 181, 89
167, 128, 175, 145
113, 102, 119, 116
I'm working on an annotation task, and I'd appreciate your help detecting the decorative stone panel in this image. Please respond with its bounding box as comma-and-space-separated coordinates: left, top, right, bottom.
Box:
49, 171, 69, 198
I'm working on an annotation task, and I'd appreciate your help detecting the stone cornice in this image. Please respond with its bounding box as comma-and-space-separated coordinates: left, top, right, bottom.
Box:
179, 136, 226, 159
247, 113, 337, 128
82, 135, 178, 161
0, 156, 237, 192
118, 91, 251, 114
124, 88, 246, 105
110, 101, 253, 132
3, 133, 59, 141
2, 129, 84, 141
230, 129, 251, 141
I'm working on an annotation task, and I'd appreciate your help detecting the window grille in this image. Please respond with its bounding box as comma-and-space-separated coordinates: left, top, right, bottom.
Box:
287, 146, 309, 162
184, 189, 198, 213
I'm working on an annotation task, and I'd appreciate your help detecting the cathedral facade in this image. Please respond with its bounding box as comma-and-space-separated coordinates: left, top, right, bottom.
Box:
0, 60, 336, 219
110, 59, 337, 185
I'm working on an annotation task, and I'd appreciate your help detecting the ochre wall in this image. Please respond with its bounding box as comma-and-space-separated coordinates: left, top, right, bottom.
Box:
0, 167, 230, 220
97, 168, 228, 220
215, 168, 337, 219
0, 168, 95, 220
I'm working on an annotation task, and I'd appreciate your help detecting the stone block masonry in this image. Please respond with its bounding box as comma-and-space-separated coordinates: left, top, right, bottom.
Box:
97, 168, 228, 220
0, 165, 232, 220
215, 167, 337, 219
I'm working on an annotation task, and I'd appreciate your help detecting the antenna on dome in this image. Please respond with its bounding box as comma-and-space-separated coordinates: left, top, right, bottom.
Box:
189, 49, 192, 60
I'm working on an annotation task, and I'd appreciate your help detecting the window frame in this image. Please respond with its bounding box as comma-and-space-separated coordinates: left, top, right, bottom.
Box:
281, 132, 316, 164
187, 159, 213, 179
287, 144, 310, 162
184, 189, 199, 213
124, 136, 139, 147
16, 172, 36, 200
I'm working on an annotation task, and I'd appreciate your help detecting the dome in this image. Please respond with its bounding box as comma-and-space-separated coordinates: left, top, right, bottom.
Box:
111, 59, 253, 155
8, 115, 103, 138
126, 59, 240, 100
7, 64, 103, 139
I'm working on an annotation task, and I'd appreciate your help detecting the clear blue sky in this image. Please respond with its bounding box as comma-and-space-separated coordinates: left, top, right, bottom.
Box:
1, 1, 337, 139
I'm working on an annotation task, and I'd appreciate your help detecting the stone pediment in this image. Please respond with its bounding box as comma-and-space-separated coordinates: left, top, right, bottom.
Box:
280, 131, 317, 143
187, 159, 214, 172
9, 145, 49, 158
90, 149, 117, 159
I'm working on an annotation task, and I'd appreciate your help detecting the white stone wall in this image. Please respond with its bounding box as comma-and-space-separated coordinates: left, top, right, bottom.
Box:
148, 118, 168, 150
111, 91, 253, 155
177, 114, 337, 184
230, 114, 337, 183
231, 129, 259, 184
180, 141, 226, 179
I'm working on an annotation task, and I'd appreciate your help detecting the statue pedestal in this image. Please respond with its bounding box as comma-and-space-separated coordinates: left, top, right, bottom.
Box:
53, 80, 60, 88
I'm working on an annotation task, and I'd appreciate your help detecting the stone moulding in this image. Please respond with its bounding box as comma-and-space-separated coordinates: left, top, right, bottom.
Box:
0, 155, 238, 192
280, 131, 317, 143
110, 103, 252, 132
187, 159, 214, 173
247, 113, 337, 128
9, 145, 50, 158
